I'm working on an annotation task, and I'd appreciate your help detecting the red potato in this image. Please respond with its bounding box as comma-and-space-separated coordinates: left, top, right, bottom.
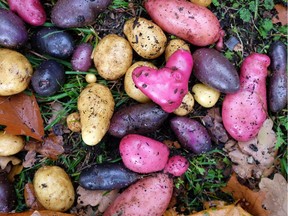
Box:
103, 173, 173, 216
164, 155, 189, 177
8, 0, 46, 26
144, 0, 224, 47
222, 53, 270, 142
132, 49, 193, 113
120, 134, 170, 174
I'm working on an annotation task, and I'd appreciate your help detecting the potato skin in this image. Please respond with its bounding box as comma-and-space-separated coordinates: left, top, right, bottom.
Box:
124, 17, 167, 59
165, 39, 190, 62
0, 132, 24, 156
144, 0, 222, 46
103, 173, 173, 216
0, 171, 16, 212
33, 166, 75, 212
109, 102, 169, 138
164, 155, 189, 177
192, 48, 240, 93
93, 34, 133, 80
0, 48, 33, 96
77, 83, 115, 146
71, 43, 93, 72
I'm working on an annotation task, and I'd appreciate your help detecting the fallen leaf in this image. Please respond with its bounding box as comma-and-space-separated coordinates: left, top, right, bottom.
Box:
23, 150, 37, 168
221, 173, 269, 216
7, 164, 23, 182
0, 210, 75, 215
0, 156, 22, 181
0, 156, 21, 170
0, 93, 45, 141
24, 183, 45, 210
272, 4, 288, 25
259, 173, 288, 216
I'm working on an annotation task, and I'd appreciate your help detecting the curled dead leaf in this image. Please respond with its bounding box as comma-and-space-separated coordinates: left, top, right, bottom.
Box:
0, 156, 21, 170
272, 4, 288, 25
24, 183, 45, 210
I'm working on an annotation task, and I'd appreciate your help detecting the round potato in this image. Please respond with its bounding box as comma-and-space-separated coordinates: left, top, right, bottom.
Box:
0, 48, 33, 96
124, 61, 157, 103
0, 132, 24, 156
192, 83, 220, 108
165, 39, 190, 61
173, 91, 194, 116
33, 166, 75, 212
123, 17, 167, 59
93, 34, 133, 80
85, 73, 97, 83
66, 112, 81, 132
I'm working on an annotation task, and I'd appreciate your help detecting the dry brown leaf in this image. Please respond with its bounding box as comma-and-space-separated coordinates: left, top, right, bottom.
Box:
272, 4, 288, 25
24, 183, 45, 210
7, 164, 23, 182
0, 93, 45, 141
0, 210, 75, 215
23, 150, 37, 168
221, 173, 269, 216
259, 173, 288, 216
0, 156, 21, 170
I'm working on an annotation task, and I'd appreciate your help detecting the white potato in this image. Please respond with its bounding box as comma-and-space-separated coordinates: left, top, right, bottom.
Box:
173, 91, 194, 116
85, 73, 97, 83
165, 39, 191, 61
192, 83, 220, 108
93, 34, 133, 80
124, 61, 157, 103
0, 132, 24, 156
0, 48, 33, 96
124, 17, 167, 59
33, 166, 75, 212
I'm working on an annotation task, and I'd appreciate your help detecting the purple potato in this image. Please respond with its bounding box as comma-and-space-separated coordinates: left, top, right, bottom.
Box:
109, 102, 169, 138
71, 43, 93, 71
51, 0, 112, 28
31, 27, 75, 59
170, 116, 212, 154
0, 8, 28, 48
31, 59, 65, 96
192, 48, 240, 93
0, 171, 16, 212
268, 41, 287, 112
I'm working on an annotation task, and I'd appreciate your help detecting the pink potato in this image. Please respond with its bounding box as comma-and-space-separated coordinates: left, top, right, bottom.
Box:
71, 43, 93, 71
164, 155, 189, 177
144, 0, 223, 47
8, 0, 46, 26
103, 173, 173, 216
120, 134, 170, 174
132, 49, 193, 113
222, 53, 270, 142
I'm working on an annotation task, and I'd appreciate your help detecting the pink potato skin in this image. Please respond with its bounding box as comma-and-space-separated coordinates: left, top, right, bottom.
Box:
144, 0, 222, 47
132, 49, 193, 113
120, 134, 170, 174
222, 53, 270, 142
71, 43, 93, 71
103, 173, 173, 216
8, 0, 46, 26
164, 155, 189, 177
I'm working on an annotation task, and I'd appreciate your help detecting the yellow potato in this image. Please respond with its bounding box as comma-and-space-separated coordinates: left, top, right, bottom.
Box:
190, 0, 212, 7
66, 112, 81, 132
173, 92, 194, 116
124, 17, 167, 59
165, 39, 191, 61
85, 73, 97, 83
0, 131, 24, 156
93, 34, 133, 80
33, 166, 75, 212
192, 83, 220, 108
0, 48, 33, 96
77, 83, 115, 145
124, 61, 157, 103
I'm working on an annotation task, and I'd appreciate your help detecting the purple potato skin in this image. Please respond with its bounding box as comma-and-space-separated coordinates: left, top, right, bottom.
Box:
192, 48, 240, 93
71, 43, 93, 71
109, 102, 169, 138
0, 8, 28, 48
51, 0, 112, 28
268, 41, 287, 113
0, 172, 16, 212
170, 116, 212, 154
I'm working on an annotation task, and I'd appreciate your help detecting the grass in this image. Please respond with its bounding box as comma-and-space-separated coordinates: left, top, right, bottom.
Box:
0, 0, 287, 214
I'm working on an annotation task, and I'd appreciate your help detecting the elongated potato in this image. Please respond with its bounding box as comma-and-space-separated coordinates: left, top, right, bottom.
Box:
77, 83, 115, 145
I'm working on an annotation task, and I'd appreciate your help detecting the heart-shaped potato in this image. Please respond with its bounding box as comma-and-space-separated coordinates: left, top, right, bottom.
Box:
132, 49, 193, 113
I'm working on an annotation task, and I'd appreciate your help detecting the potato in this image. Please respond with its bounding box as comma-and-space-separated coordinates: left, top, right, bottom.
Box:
0, 132, 24, 156
192, 83, 220, 108
71, 43, 93, 72
66, 112, 81, 132
0, 171, 16, 212
120, 134, 170, 173
0, 48, 33, 96
192, 48, 240, 93
109, 102, 169, 138
123, 17, 167, 59
164, 155, 189, 177
85, 73, 97, 83
124, 61, 156, 103
103, 173, 173, 216
190, 0, 212, 7
165, 39, 190, 61
77, 83, 115, 146
173, 91, 194, 116
93, 34, 133, 80
33, 166, 75, 212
